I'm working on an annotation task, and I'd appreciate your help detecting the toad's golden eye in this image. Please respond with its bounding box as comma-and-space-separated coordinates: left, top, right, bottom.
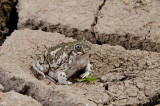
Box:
74, 44, 82, 51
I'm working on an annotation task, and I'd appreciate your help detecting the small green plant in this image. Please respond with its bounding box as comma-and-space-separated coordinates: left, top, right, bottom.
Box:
74, 74, 97, 83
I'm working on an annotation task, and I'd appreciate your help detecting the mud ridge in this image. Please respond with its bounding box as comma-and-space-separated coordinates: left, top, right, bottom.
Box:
20, 19, 98, 43
138, 94, 160, 106
0, 67, 48, 105
19, 18, 160, 53
7, 0, 18, 36
95, 33, 160, 52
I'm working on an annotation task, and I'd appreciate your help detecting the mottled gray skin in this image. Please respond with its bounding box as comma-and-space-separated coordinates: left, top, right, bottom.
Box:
32, 38, 93, 84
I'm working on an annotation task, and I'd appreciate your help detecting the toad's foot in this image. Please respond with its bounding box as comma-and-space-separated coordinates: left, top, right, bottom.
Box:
58, 72, 72, 84
46, 75, 56, 83
81, 61, 93, 78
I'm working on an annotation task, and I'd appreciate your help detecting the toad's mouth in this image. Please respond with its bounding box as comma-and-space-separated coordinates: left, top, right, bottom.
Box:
82, 49, 92, 55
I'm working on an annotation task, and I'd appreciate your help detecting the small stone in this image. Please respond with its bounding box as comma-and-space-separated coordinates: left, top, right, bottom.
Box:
98, 104, 103, 106
124, 0, 130, 5
99, 83, 104, 87
100, 75, 107, 82
0, 84, 4, 91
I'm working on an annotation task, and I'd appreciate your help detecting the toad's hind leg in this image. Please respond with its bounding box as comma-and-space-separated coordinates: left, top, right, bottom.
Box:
81, 61, 93, 78
58, 72, 72, 84
46, 75, 56, 82
48, 71, 72, 84
57, 71, 72, 84
32, 61, 48, 78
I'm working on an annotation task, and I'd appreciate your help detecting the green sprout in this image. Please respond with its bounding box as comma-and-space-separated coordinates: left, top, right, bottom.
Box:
74, 74, 97, 83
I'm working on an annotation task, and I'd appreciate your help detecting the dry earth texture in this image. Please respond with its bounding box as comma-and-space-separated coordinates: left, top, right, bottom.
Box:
0, 29, 160, 105
0, 83, 42, 106
17, 0, 160, 52
0, 0, 160, 106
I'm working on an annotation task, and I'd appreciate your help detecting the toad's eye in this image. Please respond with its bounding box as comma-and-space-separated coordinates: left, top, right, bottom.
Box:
74, 44, 82, 51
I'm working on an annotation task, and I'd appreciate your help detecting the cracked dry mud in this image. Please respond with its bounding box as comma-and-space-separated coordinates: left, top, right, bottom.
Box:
0, 0, 160, 106
0, 83, 42, 106
17, 0, 160, 52
0, 29, 160, 106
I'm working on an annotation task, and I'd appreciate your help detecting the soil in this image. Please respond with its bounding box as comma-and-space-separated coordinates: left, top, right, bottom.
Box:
0, 29, 160, 105
0, 0, 160, 105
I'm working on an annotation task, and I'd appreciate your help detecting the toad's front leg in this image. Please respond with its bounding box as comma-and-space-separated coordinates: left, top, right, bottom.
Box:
81, 61, 93, 78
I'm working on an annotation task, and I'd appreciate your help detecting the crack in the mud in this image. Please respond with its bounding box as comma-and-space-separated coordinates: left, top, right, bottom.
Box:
119, 75, 136, 81
19, 85, 31, 95
19, 12, 160, 52
90, 0, 106, 45
0, 68, 46, 105
88, 99, 98, 105
0, 0, 18, 46
88, 98, 108, 106
138, 94, 160, 106
104, 52, 160, 105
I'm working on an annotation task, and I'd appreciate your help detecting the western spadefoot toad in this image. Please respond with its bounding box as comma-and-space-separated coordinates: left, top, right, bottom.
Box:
32, 38, 93, 84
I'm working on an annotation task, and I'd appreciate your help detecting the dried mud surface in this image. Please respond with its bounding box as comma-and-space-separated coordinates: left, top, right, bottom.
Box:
0, 29, 160, 105
0, 0, 160, 105
17, 0, 160, 52
95, 0, 160, 52
0, 84, 41, 106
